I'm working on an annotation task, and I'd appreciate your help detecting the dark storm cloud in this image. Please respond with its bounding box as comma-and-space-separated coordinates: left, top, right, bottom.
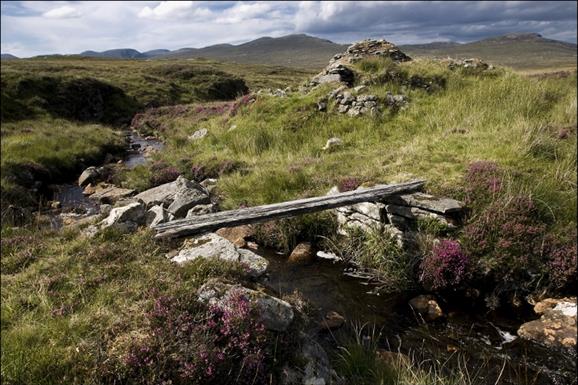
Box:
295, 1, 577, 43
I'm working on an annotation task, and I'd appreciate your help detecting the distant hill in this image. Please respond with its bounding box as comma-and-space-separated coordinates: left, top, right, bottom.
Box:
401, 33, 577, 70
162, 34, 348, 69
1, 53, 19, 60
65, 32, 577, 71
80, 48, 146, 59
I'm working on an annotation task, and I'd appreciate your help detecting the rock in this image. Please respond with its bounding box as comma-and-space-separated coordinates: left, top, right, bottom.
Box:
288, 242, 316, 264
78, 166, 99, 187
518, 297, 577, 350
172, 233, 268, 278
409, 295, 443, 321
83, 183, 97, 195
385, 193, 464, 215
385, 204, 456, 228
189, 128, 208, 140
135, 176, 208, 209
216, 225, 255, 248
301, 341, 334, 385
354, 85, 367, 93
99, 204, 112, 218
200, 178, 218, 191
185, 204, 215, 217
100, 201, 146, 230
167, 183, 211, 218
145, 205, 169, 228
89, 185, 135, 204
316, 251, 342, 261
317, 101, 327, 112
321, 311, 345, 330
50, 201, 61, 210
197, 280, 294, 331
322, 137, 343, 151
337, 104, 349, 114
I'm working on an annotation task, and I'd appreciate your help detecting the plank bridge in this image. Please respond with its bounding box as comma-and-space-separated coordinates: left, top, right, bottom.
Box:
153, 180, 425, 239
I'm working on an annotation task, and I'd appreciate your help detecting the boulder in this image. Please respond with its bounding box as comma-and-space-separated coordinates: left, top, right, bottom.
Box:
89, 185, 135, 204
100, 201, 146, 231
518, 297, 576, 350
385, 193, 464, 215
78, 166, 99, 187
216, 225, 255, 248
171, 233, 268, 278
135, 176, 208, 209
288, 242, 316, 264
409, 295, 443, 321
197, 280, 294, 332
145, 205, 169, 228
167, 185, 211, 218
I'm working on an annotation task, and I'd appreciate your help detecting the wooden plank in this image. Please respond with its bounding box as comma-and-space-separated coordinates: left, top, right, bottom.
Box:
153, 180, 425, 239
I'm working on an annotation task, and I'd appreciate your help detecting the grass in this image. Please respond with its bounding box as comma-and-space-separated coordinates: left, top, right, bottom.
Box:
120, 58, 576, 223
0, 226, 246, 384
1, 55, 576, 383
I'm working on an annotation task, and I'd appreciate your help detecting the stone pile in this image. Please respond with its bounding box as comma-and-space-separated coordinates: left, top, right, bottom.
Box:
445, 58, 492, 71
307, 39, 412, 89
329, 185, 464, 247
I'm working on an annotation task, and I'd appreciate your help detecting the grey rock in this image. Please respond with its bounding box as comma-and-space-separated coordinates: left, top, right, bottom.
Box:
322, 137, 343, 151
167, 184, 211, 218
317, 101, 327, 112
135, 176, 205, 209
89, 186, 135, 204
186, 204, 215, 217
354, 85, 367, 93
100, 201, 146, 230
385, 193, 464, 215
99, 204, 113, 218
337, 104, 349, 114
78, 166, 99, 187
146, 205, 169, 228
189, 128, 208, 140
172, 233, 268, 278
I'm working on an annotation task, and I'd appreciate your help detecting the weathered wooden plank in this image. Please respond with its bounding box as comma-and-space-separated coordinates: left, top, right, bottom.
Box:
153, 180, 425, 239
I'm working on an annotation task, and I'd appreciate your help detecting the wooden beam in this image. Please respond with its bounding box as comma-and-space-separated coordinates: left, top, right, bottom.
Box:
153, 180, 425, 239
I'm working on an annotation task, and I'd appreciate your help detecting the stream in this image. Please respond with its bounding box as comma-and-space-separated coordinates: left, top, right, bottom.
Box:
260, 250, 576, 385
48, 131, 575, 385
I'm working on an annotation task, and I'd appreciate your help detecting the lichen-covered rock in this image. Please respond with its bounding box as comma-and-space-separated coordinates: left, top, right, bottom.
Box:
171, 233, 268, 277
322, 137, 343, 151
78, 166, 99, 187
197, 280, 294, 332
188, 128, 208, 140
185, 204, 215, 217
89, 185, 135, 204
134, 176, 206, 208
385, 192, 464, 215
167, 181, 211, 217
100, 201, 146, 231
145, 205, 169, 228
518, 297, 577, 350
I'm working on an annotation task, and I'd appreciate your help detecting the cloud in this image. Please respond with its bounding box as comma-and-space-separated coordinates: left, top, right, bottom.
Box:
1, 1, 576, 57
42, 5, 82, 19
138, 1, 211, 20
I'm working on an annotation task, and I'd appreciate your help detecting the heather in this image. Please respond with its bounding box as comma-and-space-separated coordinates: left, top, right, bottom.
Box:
419, 239, 469, 291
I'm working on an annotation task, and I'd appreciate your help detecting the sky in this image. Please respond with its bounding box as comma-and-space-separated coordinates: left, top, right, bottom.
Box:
1, 1, 577, 57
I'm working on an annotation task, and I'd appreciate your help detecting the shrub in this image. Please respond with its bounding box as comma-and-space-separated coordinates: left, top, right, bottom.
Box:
117, 290, 276, 385
463, 161, 503, 207
545, 227, 577, 290
338, 177, 362, 192
461, 195, 548, 292
419, 239, 469, 290
149, 161, 180, 186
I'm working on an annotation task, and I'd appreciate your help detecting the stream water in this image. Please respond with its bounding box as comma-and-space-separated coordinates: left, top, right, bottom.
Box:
260, 250, 576, 385
51, 131, 164, 211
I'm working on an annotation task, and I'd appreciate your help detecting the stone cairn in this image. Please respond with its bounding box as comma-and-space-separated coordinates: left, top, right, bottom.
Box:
306, 39, 412, 117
